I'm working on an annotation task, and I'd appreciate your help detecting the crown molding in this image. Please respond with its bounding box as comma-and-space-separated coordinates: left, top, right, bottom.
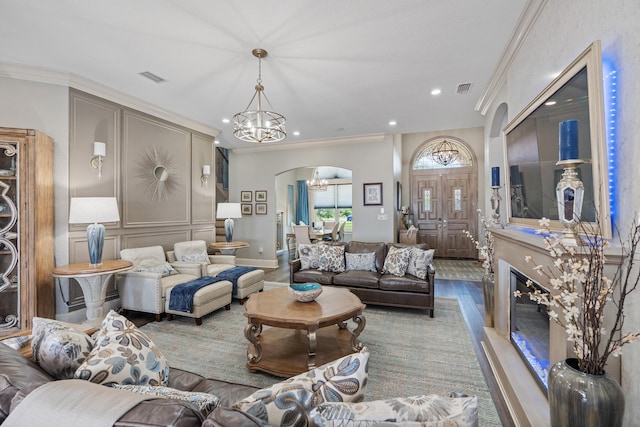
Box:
475, 0, 548, 116
230, 133, 387, 154
0, 61, 220, 137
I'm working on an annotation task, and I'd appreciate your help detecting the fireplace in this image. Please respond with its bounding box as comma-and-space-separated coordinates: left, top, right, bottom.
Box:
510, 268, 550, 392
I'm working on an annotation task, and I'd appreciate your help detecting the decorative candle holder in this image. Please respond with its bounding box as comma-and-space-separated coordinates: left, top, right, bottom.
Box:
490, 186, 503, 228
555, 159, 584, 245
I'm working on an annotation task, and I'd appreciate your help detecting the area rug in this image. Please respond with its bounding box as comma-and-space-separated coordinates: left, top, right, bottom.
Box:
139, 282, 500, 426
432, 259, 485, 282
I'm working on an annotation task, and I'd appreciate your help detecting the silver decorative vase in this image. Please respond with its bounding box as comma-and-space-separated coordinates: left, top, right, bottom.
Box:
548, 358, 624, 427
482, 273, 494, 328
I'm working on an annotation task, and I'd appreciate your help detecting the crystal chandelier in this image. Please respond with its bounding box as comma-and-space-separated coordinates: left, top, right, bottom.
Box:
233, 49, 286, 143
307, 169, 328, 191
430, 139, 459, 166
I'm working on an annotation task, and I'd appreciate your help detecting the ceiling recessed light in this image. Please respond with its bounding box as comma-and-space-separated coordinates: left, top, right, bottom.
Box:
222, 118, 230, 124
389, 120, 397, 126
214, 139, 220, 144
545, 100, 557, 106
293, 131, 300, 136
431, 89, 441, 95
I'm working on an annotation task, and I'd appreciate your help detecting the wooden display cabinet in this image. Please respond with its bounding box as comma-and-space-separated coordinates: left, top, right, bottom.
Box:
0, 127, 54, 335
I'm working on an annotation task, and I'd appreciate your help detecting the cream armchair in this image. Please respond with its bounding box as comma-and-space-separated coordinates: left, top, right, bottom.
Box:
116, 245, 200, 321
167, 240, 265, 303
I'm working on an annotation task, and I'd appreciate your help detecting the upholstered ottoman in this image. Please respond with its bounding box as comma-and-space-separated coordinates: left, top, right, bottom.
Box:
165, 279, 233, 325
232, 268, 265, 303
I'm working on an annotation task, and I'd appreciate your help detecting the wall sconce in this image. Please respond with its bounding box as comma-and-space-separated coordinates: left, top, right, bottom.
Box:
91, 142, 106, 178
201, 164, 211, 185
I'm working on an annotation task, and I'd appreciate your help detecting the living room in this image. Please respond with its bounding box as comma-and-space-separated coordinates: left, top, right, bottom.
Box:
1, 1, 640, 426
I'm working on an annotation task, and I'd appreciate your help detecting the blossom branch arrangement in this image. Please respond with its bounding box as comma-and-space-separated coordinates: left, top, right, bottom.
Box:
515, 216, 640, 375
463, 209, 495, 274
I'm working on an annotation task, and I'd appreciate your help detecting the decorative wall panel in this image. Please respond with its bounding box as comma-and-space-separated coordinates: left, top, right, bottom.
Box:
192, 133, 215, 223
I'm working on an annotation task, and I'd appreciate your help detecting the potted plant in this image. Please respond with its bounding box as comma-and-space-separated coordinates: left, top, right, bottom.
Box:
516, 216, 640, 426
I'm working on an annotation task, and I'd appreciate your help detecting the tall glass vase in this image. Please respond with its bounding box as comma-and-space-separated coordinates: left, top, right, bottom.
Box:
548, 358, 624, 427
482, 272, 494, 328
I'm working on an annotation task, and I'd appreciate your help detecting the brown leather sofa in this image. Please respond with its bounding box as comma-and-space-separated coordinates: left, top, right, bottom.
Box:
0, 341, 265, 427
290, 241, 436, 317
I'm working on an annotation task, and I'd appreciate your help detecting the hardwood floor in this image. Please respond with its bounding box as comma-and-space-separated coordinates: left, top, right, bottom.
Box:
264, 251, 515, 426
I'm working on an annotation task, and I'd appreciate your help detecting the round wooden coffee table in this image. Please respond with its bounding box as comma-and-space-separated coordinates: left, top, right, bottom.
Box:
243, 285, 366, 377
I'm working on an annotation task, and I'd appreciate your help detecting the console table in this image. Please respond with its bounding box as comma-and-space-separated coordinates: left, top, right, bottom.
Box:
52, 260, 132, 325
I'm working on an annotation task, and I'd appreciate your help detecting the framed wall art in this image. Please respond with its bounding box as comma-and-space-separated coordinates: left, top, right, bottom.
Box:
241, 191, 252, 202
255, 203, 268, 215
241, 203, 252, 215
363, 182, 383, 206
255, 190, 267, 202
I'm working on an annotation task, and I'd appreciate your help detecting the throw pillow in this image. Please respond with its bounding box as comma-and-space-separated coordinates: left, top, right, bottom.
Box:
113, 384, 220, 417
31, 318, 94, 380
0, 335, 31, 351
309, 395, 478, 427
234, 347, 369, 426
180, 251, 210, 264
345, 252, 377, 272
74, 310, 169, 387
382, 246, 411, 277
406, 248, 435, 280
298, 243, 322, 270
317, 245, 346, 273
134, 262, 178, 276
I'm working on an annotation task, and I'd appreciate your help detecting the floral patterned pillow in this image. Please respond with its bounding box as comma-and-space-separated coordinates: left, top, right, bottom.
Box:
406, 248, 435, 280
74, 310, 169, 387
181, 251, 210, 264
317, 245, 346, 273
31, 318, 94, 379
309, 395, 479, 427
345, 252, 377, 272
234, 347, 369, 426
134, 262, 178, 276
382, 246, 411, 277
113, 384, 220, 417
298, 243, 322, 270
1, 335, 32, 350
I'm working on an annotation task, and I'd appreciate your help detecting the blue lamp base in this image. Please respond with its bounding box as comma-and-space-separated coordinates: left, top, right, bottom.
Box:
224, 218, 235, 243
87, 223, 105, 265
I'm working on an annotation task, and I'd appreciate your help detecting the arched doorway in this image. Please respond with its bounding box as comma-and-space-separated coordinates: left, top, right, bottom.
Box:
410, 137, 477, 258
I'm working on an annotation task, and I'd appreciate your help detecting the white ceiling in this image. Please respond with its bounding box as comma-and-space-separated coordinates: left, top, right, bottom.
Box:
0, 0, 528, 149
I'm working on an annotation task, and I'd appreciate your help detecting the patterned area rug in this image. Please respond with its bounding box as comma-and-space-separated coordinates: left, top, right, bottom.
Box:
139, 282, 500, 426
432, 259, 485, 282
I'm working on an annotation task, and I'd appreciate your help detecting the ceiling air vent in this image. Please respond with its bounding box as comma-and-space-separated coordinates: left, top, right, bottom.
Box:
139, 71, 166, 84
456, 82, 473, 94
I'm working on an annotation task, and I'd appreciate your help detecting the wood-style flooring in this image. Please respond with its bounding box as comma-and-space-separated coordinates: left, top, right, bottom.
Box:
264, 252, 515, 426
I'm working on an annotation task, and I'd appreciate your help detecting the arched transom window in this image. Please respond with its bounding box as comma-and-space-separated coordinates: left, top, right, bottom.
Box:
413, 138, 474, 170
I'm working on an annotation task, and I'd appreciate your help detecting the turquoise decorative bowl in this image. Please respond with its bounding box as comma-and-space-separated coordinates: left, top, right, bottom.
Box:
289, 283, 323, 302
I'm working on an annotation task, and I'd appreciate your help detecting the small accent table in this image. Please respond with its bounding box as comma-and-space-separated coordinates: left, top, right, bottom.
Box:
243, 285, 366, 377
52, 260, 133, 325
208, 241, 249, 255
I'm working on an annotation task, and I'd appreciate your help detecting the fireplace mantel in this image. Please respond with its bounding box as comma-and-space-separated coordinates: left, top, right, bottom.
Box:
482, 226, 623, 426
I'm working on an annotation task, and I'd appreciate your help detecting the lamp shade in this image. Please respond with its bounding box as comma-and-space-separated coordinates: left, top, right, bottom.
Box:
69, 197, 120, 224
216, 203, 242, 219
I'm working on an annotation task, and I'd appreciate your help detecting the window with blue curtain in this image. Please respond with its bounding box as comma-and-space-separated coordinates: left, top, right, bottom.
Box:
296, 180, 309, 225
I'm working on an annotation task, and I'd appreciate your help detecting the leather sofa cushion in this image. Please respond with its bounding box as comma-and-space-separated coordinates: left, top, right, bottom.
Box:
292, 269, 335, 285
345, 242, 386, 272
168, 368, 258, 408
379, 273, 431, 293
333, 271, 380, 289
203, 407, 270, 427
0, 343, 53, 388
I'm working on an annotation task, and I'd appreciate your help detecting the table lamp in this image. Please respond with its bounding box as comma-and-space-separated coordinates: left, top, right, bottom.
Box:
69, 197, 120, 265
216, 202, 242, 243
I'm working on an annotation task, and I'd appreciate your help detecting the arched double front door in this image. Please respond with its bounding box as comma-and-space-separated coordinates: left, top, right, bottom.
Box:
410, 137, 477, 258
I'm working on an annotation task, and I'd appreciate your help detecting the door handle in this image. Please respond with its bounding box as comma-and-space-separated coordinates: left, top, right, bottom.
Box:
443, 219, 447, 228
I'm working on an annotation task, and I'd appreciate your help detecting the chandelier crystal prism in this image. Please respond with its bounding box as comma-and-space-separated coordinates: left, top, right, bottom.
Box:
233, 49, 286, 143
430, 139, 459, 166
307, 168, 328, 191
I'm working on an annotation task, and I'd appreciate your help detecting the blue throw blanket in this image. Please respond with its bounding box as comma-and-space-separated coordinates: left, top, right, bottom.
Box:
216, 266, 258, 295
169, 276, 228, 313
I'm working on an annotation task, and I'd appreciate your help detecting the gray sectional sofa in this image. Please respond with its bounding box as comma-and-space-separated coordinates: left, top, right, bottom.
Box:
290, 241, 436, 317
